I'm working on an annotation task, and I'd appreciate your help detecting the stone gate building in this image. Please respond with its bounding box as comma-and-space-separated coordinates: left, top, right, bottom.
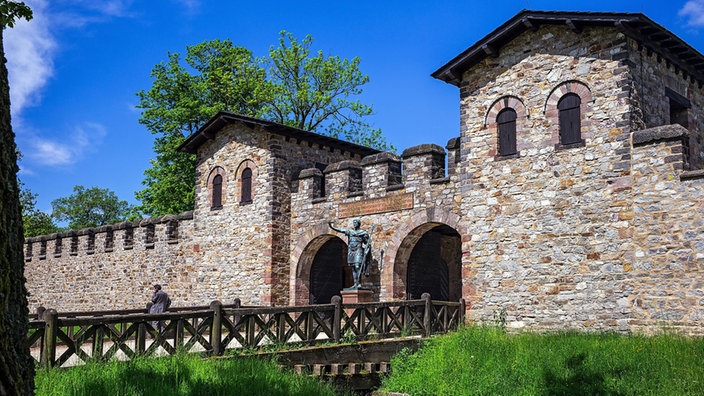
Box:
25, 11, 704, 334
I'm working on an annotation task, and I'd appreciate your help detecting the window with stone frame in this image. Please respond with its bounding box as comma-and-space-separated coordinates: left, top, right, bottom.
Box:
666, 87, 690, 129
207, 167, 226, 211
497, 108, 518, 157
558, 93, 582, 146
211, 174, 223, 209
240, 167, 253, 204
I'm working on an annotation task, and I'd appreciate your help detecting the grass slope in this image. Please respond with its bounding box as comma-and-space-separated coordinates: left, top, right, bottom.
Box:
381, 326, 704, 396
35, 353, 342, 396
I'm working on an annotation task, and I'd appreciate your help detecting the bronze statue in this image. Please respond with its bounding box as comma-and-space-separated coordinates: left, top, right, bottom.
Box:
328, 218, 372, 289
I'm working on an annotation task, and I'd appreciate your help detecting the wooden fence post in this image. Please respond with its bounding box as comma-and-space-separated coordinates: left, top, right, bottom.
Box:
41, 309, 58, 368
136, 322, 146, 355
422, 293, 432, 338
36, 306, 45, 320
210, 300, 222, 356
331, 296, 341, 342
459, 298, 467, 328
93, 325, 104, 362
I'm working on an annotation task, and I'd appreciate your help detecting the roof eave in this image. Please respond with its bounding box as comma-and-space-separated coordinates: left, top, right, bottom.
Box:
432, 10, 704, 87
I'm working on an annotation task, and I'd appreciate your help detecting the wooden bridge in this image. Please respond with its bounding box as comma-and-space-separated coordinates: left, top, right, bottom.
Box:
28, 293, 466, 370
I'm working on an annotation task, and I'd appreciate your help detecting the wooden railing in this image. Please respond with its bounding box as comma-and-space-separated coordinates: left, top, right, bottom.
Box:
28, 293, 466, 368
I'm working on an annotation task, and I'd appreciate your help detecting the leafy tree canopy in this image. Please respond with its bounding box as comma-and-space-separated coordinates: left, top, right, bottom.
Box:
51, 185, 133, 230
136, 31, 392, 217
19, 181, 59, 237
0, 1, 31, 28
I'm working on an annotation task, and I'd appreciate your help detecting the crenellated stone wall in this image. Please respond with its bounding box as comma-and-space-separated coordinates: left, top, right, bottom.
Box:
24, 212, 195, 310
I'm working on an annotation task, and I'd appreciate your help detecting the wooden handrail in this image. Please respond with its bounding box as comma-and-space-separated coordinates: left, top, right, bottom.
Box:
27, 296, 466, 368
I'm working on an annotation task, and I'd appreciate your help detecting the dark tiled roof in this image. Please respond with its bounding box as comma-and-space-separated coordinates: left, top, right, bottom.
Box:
432, 10, 704, 86
178, 111, 380, 157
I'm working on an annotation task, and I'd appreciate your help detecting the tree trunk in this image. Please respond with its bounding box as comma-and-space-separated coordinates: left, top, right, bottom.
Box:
0, 27, 35, 395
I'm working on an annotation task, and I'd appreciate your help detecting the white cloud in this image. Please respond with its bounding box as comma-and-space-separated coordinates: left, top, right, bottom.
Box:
4, 0, 56, 116
26, 122, 108, 167
680, 1, 704, 27
173, 0, 201, 14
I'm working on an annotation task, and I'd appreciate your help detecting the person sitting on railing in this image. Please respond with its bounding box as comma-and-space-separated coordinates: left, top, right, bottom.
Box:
149, 284, 171, 332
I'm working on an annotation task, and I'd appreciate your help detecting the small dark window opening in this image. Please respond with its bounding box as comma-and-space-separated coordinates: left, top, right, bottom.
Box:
497, 108, 517, 157
54, 236, 62, 257
86, 232, 95, 255
315, 163, 327, 197
39, 240, 47, 260
70, 234, 79, 256
105, 228, 114, 252
558, 93, 582, 146
211, 174, 223, 209
241, 168, 252, 204
144, 224, 155, 249
25, 242, 32, 261
124, 226, 134, 250
666, 88, 691, 129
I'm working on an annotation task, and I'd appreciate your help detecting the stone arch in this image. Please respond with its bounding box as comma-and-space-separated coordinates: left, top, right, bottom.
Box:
206, 166, 227, 209
484, 95, 529, 158
234, 159, 258, 205
383, 207, 465, 301
484, 95, 528, 127
291, 222, 349, 305
544, 80, 594, 146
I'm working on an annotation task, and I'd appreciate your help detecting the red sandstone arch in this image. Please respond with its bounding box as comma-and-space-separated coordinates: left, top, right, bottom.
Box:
381, 207, 466, 301
544, 80, 594, 146
290, 222, 345, 305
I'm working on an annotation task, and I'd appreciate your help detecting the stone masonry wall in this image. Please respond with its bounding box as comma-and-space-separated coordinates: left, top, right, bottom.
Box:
21, 22, 704, 335
192, 123, 361, 306
627, 38, 704, 169
290, 140, 463, 305
630, 125, 704, 334
24, 213, 194, 312
457, 25, 636, 332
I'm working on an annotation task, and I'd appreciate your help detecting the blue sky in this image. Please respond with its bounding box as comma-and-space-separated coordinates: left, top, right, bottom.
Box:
6, 0, 704, 216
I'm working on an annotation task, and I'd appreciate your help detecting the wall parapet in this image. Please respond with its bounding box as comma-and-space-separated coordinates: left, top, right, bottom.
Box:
632, 124, 688, 146
24, 211, 194, 261
295, 144, 454, 203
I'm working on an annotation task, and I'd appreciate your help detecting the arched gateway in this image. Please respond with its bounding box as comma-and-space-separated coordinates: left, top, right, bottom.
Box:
394, 223, 462, 301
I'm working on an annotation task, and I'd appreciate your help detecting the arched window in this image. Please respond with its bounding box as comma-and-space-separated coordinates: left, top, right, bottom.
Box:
558, 93, 582, 145
241, 167, 252, 204
211, 174, 223, 209
497, 108, 517, 156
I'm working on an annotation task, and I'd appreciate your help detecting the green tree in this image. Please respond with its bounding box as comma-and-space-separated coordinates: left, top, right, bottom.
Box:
136, 31, 391, 217
51, 185, 133, 230
265, 31, 389, 148
135, 39, 268, 216
0, 2, 35, 394
19, 181, 59, 237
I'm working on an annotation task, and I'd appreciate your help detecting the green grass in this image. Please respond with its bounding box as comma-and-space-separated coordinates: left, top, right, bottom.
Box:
35, 353, 345, 396
381, 326, 704, 396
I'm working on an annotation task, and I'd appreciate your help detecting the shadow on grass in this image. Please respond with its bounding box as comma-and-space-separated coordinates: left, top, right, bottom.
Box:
543, 353, 624, 396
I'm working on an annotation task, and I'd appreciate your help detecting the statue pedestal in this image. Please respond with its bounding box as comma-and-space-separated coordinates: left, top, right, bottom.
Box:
340, 289, 373, 304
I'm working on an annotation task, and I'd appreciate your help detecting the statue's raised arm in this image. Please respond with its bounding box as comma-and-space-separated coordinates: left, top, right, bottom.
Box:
328, 220, 346, 235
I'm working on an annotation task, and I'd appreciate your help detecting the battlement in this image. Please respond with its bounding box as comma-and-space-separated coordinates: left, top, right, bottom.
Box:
24, 211, 194, 261
296, 138, 461, 202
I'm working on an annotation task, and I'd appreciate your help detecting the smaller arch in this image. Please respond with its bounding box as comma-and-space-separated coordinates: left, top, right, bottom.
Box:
207, 166, 227, 210
544, 80, 592, 114
484, 95, 528, 127
485, 95, 528, 159
544, 80, 593, 148
235, 160, 258, 205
